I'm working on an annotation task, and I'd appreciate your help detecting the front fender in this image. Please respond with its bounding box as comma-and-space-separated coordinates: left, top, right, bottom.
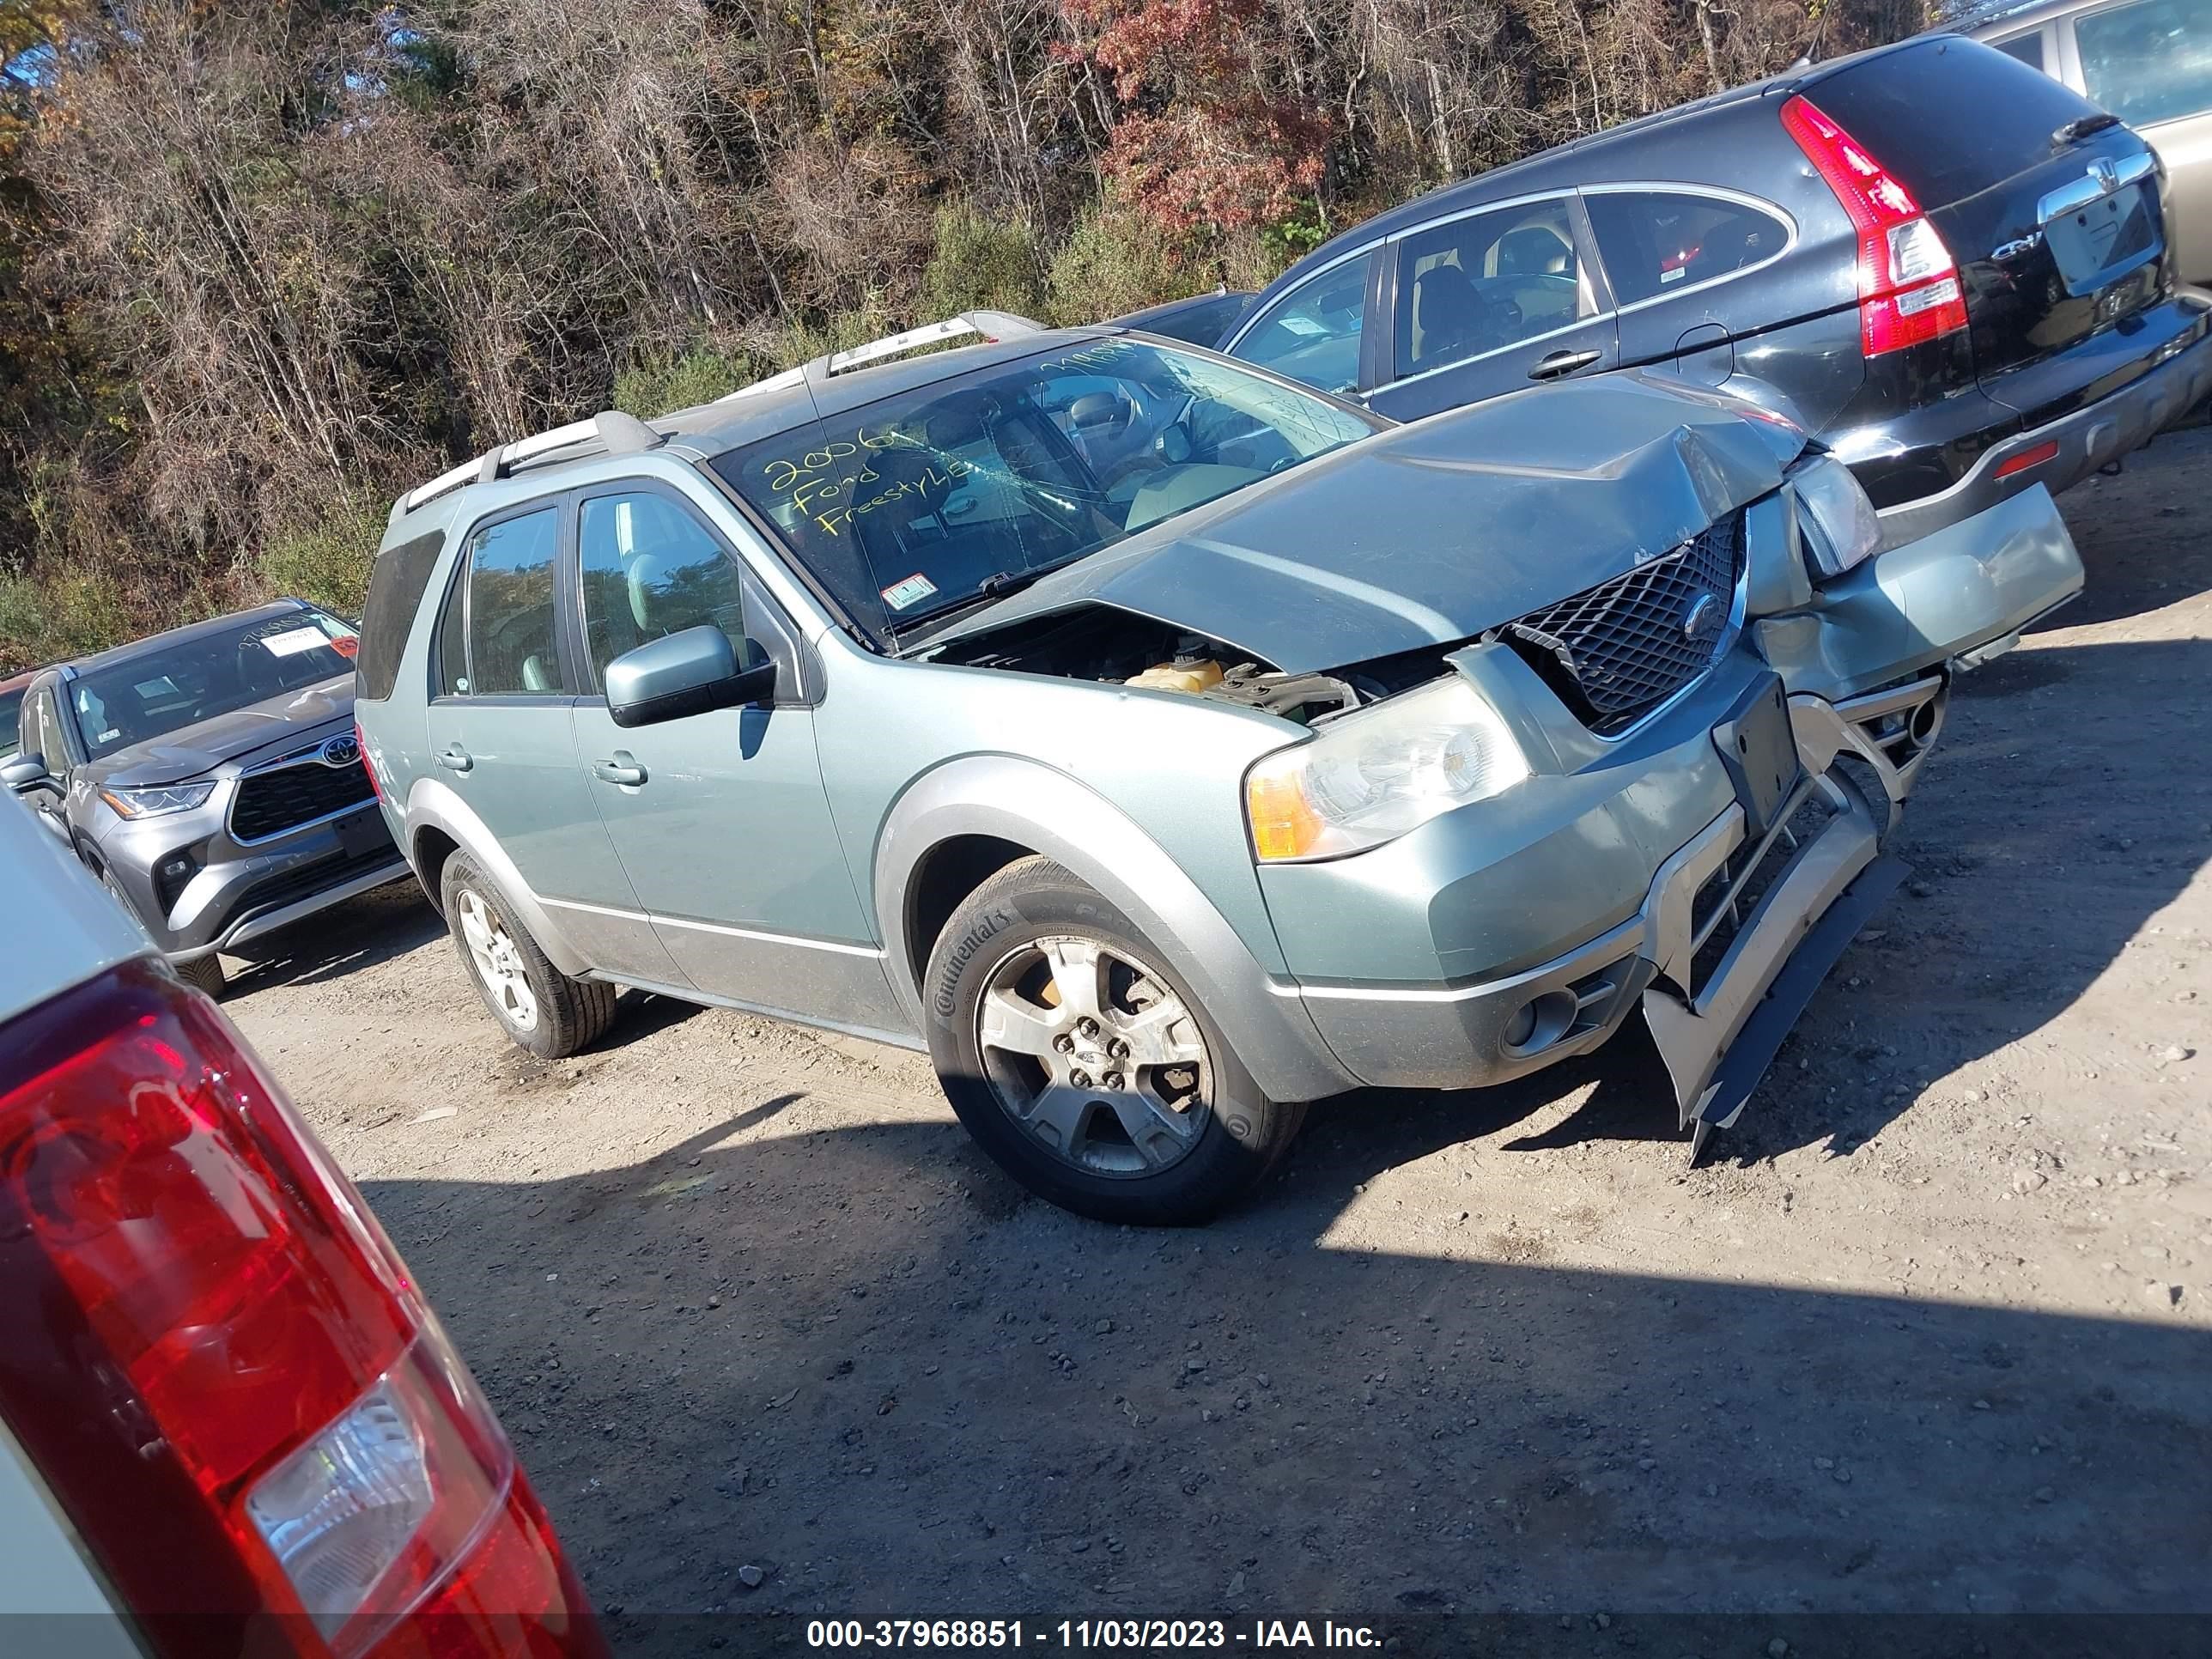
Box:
872, 755, 1355, 1104
402, 775, 592, 979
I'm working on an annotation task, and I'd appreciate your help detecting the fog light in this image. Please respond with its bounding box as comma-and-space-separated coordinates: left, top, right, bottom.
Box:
1503, 1001, 1538, 1048
1503, 990, 1580, 1055
154, 850, 201, 915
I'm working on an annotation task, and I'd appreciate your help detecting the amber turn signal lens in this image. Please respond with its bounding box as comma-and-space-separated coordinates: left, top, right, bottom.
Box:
1246, 766, 1322, 861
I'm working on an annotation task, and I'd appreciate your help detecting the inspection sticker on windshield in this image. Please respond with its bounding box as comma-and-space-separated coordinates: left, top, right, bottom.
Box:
881, 573, 938, 611
258, 626, 330, 658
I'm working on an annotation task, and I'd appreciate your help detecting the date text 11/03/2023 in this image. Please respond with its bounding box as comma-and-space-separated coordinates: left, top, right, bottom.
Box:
805, 1622, 1387, 1649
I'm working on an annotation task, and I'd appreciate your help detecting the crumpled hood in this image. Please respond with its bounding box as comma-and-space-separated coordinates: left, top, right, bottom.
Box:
77, 675, 356, 787
933, 371, 1804, 674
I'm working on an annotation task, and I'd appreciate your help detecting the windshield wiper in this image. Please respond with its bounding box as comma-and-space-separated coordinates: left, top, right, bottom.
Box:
2052, 112, 2122, 148
888, 560, 1082, 651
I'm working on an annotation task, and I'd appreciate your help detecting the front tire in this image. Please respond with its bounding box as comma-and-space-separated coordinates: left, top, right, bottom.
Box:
441, 853, 616, 1059
174, 953, 227, 999
923, 856, 1304, 1224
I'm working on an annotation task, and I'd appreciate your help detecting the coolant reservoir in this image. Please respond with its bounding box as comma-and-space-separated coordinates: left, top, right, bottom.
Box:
1125, 659, 1224, 695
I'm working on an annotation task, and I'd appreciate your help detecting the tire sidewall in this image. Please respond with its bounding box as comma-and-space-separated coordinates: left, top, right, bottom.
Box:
924, 866, 1287, 1224
441, 854, 563, 1058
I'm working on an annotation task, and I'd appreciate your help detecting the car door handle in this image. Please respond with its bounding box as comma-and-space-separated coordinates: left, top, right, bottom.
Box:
1528, 349, 1602, 381
434, 744, 474, 774
592, 755, 647, 787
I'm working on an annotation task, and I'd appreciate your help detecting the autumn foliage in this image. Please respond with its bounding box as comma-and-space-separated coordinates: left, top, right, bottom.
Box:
0, 0, 1936, 667
1061, 0, 1328, 229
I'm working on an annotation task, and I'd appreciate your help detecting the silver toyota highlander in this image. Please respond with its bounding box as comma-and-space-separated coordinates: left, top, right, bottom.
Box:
353, 313, 2084, 1224
3, 603, 410, 995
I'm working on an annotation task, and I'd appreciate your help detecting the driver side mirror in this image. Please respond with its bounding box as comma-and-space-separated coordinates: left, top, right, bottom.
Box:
3, 751, 54, 795
605, 626, 777, 730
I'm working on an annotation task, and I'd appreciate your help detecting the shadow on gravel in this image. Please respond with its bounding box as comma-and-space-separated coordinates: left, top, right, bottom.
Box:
362, 1107, 2211, 1645
221, 878, 441, 996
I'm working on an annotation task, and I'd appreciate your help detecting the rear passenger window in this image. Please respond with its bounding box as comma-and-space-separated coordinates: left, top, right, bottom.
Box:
356, 531, 445, 702
1584, 191, 1790, 307
1395, 198, 1595, 376
1231, 256, 1370, 392
452, 507, 562, 697
2075, 0, 2212, 126
1990, 30, 2048, 71
578, 490, 756, 684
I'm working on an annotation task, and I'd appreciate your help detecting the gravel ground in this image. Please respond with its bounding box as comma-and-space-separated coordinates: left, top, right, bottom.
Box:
228, 431, 2211, 1649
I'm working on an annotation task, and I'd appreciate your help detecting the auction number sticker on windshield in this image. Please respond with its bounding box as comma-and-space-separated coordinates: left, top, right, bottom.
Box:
258, 626, 331, 658
880, 573, 938, 611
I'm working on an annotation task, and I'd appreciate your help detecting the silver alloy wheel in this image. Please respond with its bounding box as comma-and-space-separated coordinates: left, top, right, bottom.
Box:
457, 887, 539, 1033
975, 933, 1212, 1176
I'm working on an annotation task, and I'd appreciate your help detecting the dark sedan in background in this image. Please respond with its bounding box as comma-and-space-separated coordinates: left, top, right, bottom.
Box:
1115, 285, 1254, 346
1221, 34, 2212, 546
2, 600, 407, 994
0, 669, 31, 760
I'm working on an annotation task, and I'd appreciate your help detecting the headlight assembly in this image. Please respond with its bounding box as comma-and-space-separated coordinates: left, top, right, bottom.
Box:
1244, 676, 1529, 862
1791, 455, 1883, 581
99, 781, 217, 820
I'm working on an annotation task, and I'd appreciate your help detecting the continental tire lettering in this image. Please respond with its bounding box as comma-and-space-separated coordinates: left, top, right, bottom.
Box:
934, 908, 1016, 1018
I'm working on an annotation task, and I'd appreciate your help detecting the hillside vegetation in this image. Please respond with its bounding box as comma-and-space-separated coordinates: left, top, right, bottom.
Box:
0, 0, 1925, 670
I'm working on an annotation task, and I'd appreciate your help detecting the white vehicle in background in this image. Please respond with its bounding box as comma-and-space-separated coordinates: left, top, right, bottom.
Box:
0, 793, 606, 1658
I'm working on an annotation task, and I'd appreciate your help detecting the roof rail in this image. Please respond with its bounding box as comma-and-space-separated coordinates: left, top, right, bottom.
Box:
397, 409, 665, 518
825, 309, 1043, 377
707, 310, 1047, 409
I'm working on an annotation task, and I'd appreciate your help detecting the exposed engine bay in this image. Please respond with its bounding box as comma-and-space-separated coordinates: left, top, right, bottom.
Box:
921, 604, 1401, 725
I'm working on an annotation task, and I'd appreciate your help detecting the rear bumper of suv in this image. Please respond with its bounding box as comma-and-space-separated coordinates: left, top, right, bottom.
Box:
1850, 289, 2212, 547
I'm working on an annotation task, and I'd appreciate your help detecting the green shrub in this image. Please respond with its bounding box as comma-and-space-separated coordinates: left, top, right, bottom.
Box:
920, 201, 1048, 320
612, 346, 762, 418
0, 568, 136, 672
260, 495, 384, 618
1044, 205, 1191, 325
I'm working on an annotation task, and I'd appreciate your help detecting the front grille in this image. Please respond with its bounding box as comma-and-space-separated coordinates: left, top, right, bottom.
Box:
1504, 514, 1744, 735
230, 755, 375, 842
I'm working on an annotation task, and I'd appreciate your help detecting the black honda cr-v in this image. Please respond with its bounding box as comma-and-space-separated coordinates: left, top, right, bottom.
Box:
1221, 34, 2212, 545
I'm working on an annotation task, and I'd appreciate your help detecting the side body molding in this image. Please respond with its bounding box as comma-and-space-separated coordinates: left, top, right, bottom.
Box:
872, 756, 1353, 1104
401, 775, 592, 979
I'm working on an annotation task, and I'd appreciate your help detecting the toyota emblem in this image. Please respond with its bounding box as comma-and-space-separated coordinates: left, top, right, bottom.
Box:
321, 733, 362, 768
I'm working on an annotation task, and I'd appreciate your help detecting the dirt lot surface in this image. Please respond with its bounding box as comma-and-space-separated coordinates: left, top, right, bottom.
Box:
228, 432, 2210, 1650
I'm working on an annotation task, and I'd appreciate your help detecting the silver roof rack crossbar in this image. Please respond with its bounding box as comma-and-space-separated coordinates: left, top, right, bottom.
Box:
399, 410, 666, 516
824, 310, 1045, 376
706, 310, 1046, 407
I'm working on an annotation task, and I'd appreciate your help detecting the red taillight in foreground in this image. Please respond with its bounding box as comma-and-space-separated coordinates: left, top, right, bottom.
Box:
1781, 94, 1969, 358
0, 962, 604, 1659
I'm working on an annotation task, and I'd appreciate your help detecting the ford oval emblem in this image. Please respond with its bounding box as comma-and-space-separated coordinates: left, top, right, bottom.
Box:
322, 733, 362, 768
1682, 593, 1723, 647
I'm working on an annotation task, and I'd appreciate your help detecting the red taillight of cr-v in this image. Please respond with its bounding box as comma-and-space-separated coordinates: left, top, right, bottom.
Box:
0, 961, 605, 1659
1780, 94, 1970, 357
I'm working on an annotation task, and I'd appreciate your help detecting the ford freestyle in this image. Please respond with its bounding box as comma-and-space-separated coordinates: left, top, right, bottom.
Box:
354, 313, 2082, 1224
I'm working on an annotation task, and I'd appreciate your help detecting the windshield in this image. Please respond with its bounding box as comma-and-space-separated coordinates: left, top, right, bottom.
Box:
709, 337, 1377, 644
68, 610, 360, 762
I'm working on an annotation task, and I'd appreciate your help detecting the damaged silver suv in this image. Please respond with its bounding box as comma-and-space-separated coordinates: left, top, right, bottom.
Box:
354, 313, 2082, 1224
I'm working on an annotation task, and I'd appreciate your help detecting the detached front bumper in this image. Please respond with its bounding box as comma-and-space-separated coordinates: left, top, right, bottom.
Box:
1262, 483, 2083, 1114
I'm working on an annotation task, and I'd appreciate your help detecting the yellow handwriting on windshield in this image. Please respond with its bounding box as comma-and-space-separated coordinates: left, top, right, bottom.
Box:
760, 428, 974, 537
